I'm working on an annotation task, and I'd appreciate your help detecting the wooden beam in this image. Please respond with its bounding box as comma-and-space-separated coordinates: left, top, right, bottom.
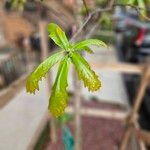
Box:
39, 21, 57, 143
134, 122, 146, 150
90, 62, 144, 74
0, 73, 29, 109
73, 0, 83, 149
130, 66, 150, 123
27, 111, 49, 150
135, 129, 150, 146
66, 106, 128, 120
120, 66, 150, 150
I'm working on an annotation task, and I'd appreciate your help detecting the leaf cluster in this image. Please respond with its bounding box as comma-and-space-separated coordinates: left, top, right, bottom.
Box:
26, 23, 106, 117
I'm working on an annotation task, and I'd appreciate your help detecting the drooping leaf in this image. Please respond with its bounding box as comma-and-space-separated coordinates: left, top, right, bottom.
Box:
71, 52, 101, 91
74, 46, 94, 54
26, 51, 63, 94
49, 57, 69, 117
47, 23, 70, 50
73, 39, 107, 50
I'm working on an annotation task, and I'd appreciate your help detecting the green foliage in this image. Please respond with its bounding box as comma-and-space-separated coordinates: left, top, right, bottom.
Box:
73, 39, 106, 50
137, 0, 146, 17
49, 57, 69, 117
47, 23, 70, 50
100, 12, 113, 29
71, 52, 101, 92
117, 0, 149, 18
26, 23, 106, 117
26, 51, 64, 94
8, 0, 26, 10
8, 0, 43, 10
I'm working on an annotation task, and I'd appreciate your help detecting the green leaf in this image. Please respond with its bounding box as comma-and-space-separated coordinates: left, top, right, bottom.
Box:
127, 0, 136, 4
71, 52, 101, 92
26, 51, 63, 94
137, 0, 146, 17
49, 57, 69, 117
74, 46, 94, 54
47, 23, 70, 50
73, 39, 107, 50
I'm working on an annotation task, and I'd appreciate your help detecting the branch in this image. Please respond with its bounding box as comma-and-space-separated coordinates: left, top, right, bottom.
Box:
82, 0, 89, 16
71, 0, 150, 42
71, 0, 115, 41
114, 3, 150, 21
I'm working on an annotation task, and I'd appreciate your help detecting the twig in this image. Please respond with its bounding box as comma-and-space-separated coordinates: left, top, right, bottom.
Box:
114, 3, 150, 21
70, 0, 115, 41
82, 0, 89, 16
71, 0, 150, 42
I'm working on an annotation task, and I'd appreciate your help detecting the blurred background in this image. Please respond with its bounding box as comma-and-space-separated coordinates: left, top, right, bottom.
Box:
0, 0, 150, 150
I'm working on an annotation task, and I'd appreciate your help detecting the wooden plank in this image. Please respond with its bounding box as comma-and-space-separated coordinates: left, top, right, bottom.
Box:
135, 129, 150, 146
27, 111, 49, 150
134, 122, 146, 150
73, 0, 83, 149
130, 67, 150, 122
90, 62, 144, 74
39, 21, 57, 143
120, 66, 150, 150
0, 73, 29, 109
66, 106, 128, 120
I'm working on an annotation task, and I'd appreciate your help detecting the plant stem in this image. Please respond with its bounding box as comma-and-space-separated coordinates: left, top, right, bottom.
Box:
82, 0, 89, 16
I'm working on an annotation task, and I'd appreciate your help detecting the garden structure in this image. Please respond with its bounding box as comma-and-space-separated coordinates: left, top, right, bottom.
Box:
0, 0, 150, 150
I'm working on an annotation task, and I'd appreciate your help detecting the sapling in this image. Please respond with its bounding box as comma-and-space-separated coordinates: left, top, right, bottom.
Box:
26, 23, 106, 117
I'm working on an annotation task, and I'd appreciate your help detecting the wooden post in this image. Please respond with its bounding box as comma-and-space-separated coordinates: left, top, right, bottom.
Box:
73, 0, 83, 150
120, 64, 150, 150
135, 129, 150, 146
39, 21, 57, 143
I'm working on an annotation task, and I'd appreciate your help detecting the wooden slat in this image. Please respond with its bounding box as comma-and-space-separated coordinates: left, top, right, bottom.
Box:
39, 21, 57, 143
120, 66, 150, 150
134, 122, 146, 150
27, 111, 49, 150
91, 62, 144, 74
66, 106, 128, 120
135, 129, 150, 146
0, 73, 29, 109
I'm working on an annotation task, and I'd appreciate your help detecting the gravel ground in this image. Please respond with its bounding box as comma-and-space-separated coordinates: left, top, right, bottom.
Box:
44, 101, 126, 150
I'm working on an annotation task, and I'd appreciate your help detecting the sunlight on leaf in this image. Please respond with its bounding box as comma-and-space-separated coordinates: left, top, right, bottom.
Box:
48, 23, 70, 50
73, 39, 107, 50
26, 23, 105, 117
49, 57, 69, 117
74, 46, 94, 53
26, 51, 63, 94
71, 52, 101, 92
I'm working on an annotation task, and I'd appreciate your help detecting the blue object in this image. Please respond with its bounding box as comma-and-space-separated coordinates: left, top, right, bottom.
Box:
62, 126, 74, 150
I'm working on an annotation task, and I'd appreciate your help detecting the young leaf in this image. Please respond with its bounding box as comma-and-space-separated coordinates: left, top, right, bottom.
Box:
49, 57, 69, 117
74, 46, 94, 54
26, 51, 63, 94
47, 23, 70, 50
73, 39, 107, 50
71, 52, 101, 91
